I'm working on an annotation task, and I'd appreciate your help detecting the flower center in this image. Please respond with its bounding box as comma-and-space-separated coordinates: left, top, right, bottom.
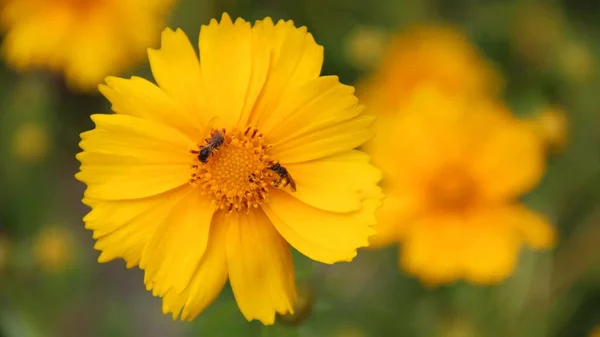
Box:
190, 127, 290, 213
428, 168, 477, 211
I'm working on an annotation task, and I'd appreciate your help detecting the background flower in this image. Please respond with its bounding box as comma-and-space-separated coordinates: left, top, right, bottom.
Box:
365, 87, 555, 284
357, 24, 503, 115
0, 0, 175, 91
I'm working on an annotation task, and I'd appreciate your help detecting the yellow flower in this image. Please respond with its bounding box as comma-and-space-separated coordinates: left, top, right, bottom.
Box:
33, 225, 74, 273
11, 122, 50, 163
76, 13, 381, 325
358, 24, 503, 114
526, 105, 569, 154
364, 87, 555, 285
0, 235, 8, 272
343, 25, 388, 70
0, 0, 174, 91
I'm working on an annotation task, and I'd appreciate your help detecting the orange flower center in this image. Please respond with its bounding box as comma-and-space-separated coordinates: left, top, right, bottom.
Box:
428, 168, 477, 211
190, 127, 291, 213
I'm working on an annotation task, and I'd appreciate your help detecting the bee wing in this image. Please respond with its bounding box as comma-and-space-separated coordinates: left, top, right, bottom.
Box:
286, 172, 297, 192
202, 115, 223, 136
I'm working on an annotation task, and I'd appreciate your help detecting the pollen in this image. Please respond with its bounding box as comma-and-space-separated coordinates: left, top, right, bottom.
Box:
428, 167, 478, 211
190, 127, 281, 213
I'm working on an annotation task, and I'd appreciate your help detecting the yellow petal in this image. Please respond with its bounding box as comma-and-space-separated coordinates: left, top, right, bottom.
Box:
88, 186, 191, 268
507, 204, 556, 250
471, 118, 546, 202
399, 215, 465, 285
2, 8, 70, 72
76, 114, 195, 200
461, 210, 521, 284
148, 28, 207, 127
226, 209, 296, 325
271, 114, 375, 164
141, 191, 215, 296
282, 150, 381, 213
250, 18, 324, 132
199, 13, 270, 129
264, 75, 365, 154
99, 76, 202, 139
262, 190, 378, 264
368, 190, 421, 248
400, 210, 523, 285
161, 211, 229, 321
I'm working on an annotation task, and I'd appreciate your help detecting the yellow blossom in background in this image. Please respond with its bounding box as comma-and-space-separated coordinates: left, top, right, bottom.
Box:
0, 0, 174, 91
343, 25, 388, 70
358, 24, 503, 114
33, 225, 74, 273
438, 316, 477, 337
558, 40, 596, 84
0, 235, 8, 272
364, 87, 556, 285
11, 122, 50, 163
76, 13, 382, 325
526, 106, 569, 154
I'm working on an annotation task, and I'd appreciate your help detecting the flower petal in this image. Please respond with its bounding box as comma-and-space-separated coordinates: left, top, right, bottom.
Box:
368, 190, 421, 248
282, 150, 381, 213
400, 209, 523, 285
99, 76, 202, 139
471, 116, 546, 202
148, 28, 207, 128
249, 18, 324, 132
507, 204, 556, 250
226, 209, 296, 325
271, 114, 375, 164
461, 210, 522, 284
141, 191, 215, 296
86, 186, 191, 268
161, 211, 229, 321
199, 13, 270, 129
399, 215, 466, 285
76, 114, 196, 200
262, 190, 379, 264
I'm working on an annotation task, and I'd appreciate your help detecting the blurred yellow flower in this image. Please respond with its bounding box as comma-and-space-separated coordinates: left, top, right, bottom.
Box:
358, 24, 503, 114
76, 13, 381, 325
365, 87, 556, 285
343, 25, 388, 70
33, 225, 74, 273
0, 0, 174, 91
0, 235, 8, 272
11, 122, 50, 163
558, 40, 596, 84
526, 106, 569, 154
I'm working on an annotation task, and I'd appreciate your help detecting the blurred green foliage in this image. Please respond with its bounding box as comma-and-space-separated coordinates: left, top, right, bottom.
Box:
1, 0, 599, 336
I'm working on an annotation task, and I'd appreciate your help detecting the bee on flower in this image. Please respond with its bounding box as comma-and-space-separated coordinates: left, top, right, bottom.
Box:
0, 0, 174, 91
76, 13, 382, 324
364, 87, 556, 285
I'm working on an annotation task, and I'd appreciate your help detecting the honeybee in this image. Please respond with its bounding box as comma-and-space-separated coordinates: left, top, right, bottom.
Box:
197, 129, 225, 163
269, 162, 296, 192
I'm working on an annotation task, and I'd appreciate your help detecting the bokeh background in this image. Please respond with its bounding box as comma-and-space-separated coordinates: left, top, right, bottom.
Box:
1, 0, 599, 336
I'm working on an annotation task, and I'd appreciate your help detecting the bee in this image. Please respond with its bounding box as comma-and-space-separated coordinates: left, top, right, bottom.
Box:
268, 162, 296, 192
197, 129, 225, 163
